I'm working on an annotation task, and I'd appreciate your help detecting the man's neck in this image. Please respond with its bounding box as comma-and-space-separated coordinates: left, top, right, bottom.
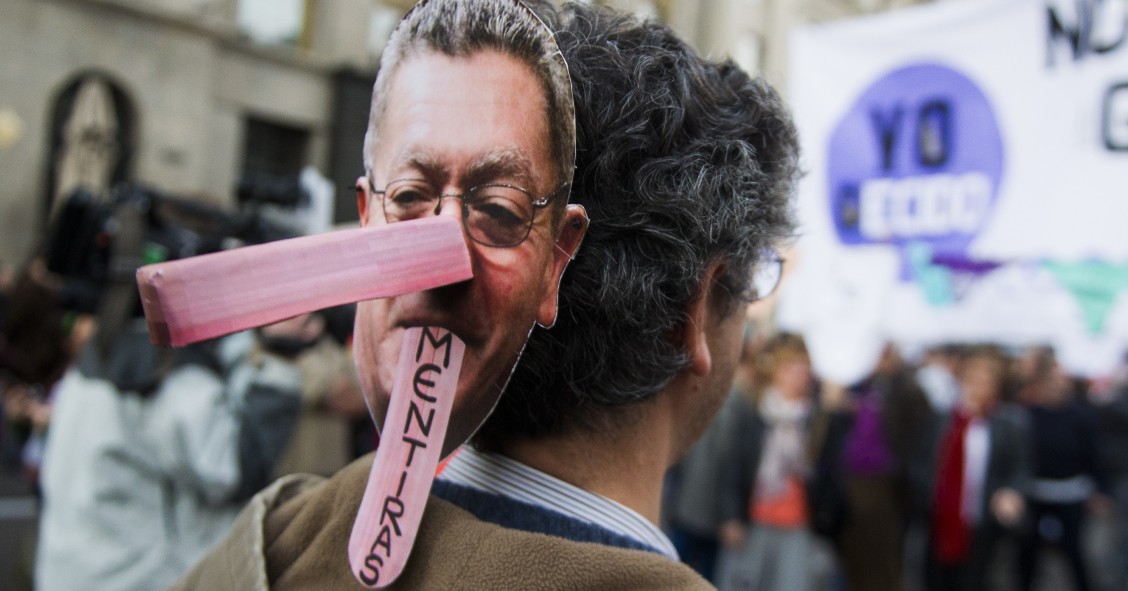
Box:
497, 403, 676, 525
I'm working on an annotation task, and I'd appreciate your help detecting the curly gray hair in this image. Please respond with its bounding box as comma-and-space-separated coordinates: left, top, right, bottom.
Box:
474, 2, 801, 445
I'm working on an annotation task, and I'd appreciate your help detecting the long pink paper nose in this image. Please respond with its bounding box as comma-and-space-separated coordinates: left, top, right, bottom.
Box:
135, 216, 472, 346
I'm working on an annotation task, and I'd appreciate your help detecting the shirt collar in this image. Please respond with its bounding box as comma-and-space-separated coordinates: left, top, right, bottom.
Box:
438, 446, 678, 560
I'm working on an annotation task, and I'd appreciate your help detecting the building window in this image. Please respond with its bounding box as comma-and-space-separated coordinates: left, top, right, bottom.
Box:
237, 0, 307, 47
241, 117, 309, 178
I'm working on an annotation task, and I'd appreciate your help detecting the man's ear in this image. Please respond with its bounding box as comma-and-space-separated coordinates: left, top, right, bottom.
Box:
356, 176, 373, 227
536, 204, 589, 328
683, 259, 729, 377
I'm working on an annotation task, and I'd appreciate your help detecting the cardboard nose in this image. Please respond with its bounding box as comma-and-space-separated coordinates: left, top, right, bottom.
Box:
135, 216, 472, 346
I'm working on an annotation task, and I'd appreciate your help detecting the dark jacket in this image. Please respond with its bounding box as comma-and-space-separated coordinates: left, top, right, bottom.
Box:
717, 394, 768, 525
667, 390, 743, 537
923, 403, 1033, 526
1096, 387, 1128, 478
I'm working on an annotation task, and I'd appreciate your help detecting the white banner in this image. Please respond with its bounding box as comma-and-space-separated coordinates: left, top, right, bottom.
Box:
779, 0, 1128, 382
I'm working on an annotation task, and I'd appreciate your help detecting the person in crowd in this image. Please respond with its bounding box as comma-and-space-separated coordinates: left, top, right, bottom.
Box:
1, 255, 99, 488
1016, 346, 1111, 591
172, 0, 800, 588
34, 200, 305, 591
821, 343, 934, 591
716, 332, 819, 591
0, 255, 98, 591
263, 309, 367, 479
1092, 354, 1128, 591
924, 345, 1031, 591
0, 258, 77, 413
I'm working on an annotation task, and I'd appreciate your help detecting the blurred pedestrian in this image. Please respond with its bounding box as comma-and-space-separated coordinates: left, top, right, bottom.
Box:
923, 345, 1031, 591
1016, 347, 1110, 591
0, 255, 97, 591
266, 309, 366, 479
0, 258, 74, 404
823, 343, 934, 591
1092, 355, 1128, 591
716, 333, 819, 591
34, 198, 305, 591
35, 320, 306, 591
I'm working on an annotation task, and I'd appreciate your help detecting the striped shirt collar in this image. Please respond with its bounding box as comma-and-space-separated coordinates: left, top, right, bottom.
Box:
438, 446, 678, 560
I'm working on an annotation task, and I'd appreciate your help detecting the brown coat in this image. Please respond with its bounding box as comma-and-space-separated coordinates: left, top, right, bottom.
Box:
170, 454, 712, 590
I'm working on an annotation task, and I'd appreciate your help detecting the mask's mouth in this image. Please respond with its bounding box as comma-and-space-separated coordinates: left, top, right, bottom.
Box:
386, 280, 487, 350
348, 325, 465, 589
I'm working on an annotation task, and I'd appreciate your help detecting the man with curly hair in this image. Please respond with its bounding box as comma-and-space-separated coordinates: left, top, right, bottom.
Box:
173, 1, 799, 588
425, 4, 799, 586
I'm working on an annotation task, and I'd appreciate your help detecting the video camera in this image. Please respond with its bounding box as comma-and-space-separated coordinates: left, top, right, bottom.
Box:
45, 176, 307, 315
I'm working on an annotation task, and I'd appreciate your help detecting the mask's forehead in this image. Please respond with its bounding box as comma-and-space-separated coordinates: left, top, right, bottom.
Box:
379, 0, 575, 191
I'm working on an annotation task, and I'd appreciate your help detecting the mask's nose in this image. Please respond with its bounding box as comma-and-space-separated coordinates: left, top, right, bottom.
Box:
432, 195, 474, 251
433, 195, 464, 218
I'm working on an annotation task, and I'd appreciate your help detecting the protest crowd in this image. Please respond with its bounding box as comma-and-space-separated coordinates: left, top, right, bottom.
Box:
5, 246, 1128, 590
664, 331, 1128, 591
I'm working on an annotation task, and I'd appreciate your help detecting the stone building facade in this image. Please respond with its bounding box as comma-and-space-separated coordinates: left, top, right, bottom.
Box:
0, 0, 930, 268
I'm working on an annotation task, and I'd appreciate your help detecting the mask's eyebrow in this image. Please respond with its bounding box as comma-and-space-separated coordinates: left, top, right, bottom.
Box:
462, 148, 535, 188
388, 146, 447, 183
386, 145, 537, 188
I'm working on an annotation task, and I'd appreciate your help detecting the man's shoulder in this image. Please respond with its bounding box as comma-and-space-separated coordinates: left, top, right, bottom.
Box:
166, 467, 333, 590
167, 455, 365, 590
171, 454, 711, 589
396, 488, 713, 590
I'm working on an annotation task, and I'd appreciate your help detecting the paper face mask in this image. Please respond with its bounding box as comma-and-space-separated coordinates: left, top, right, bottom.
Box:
347, 1, 581, 585
136, 0, 580, 587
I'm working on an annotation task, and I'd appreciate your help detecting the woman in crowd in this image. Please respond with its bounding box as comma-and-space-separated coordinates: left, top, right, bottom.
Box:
716, 333, 818, 591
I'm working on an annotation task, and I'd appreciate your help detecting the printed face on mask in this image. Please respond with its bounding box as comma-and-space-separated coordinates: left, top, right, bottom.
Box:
354, 48, 587, 455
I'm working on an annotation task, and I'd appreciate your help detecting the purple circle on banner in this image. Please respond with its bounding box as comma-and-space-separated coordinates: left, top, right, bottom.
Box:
828, 63, 1004, 256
